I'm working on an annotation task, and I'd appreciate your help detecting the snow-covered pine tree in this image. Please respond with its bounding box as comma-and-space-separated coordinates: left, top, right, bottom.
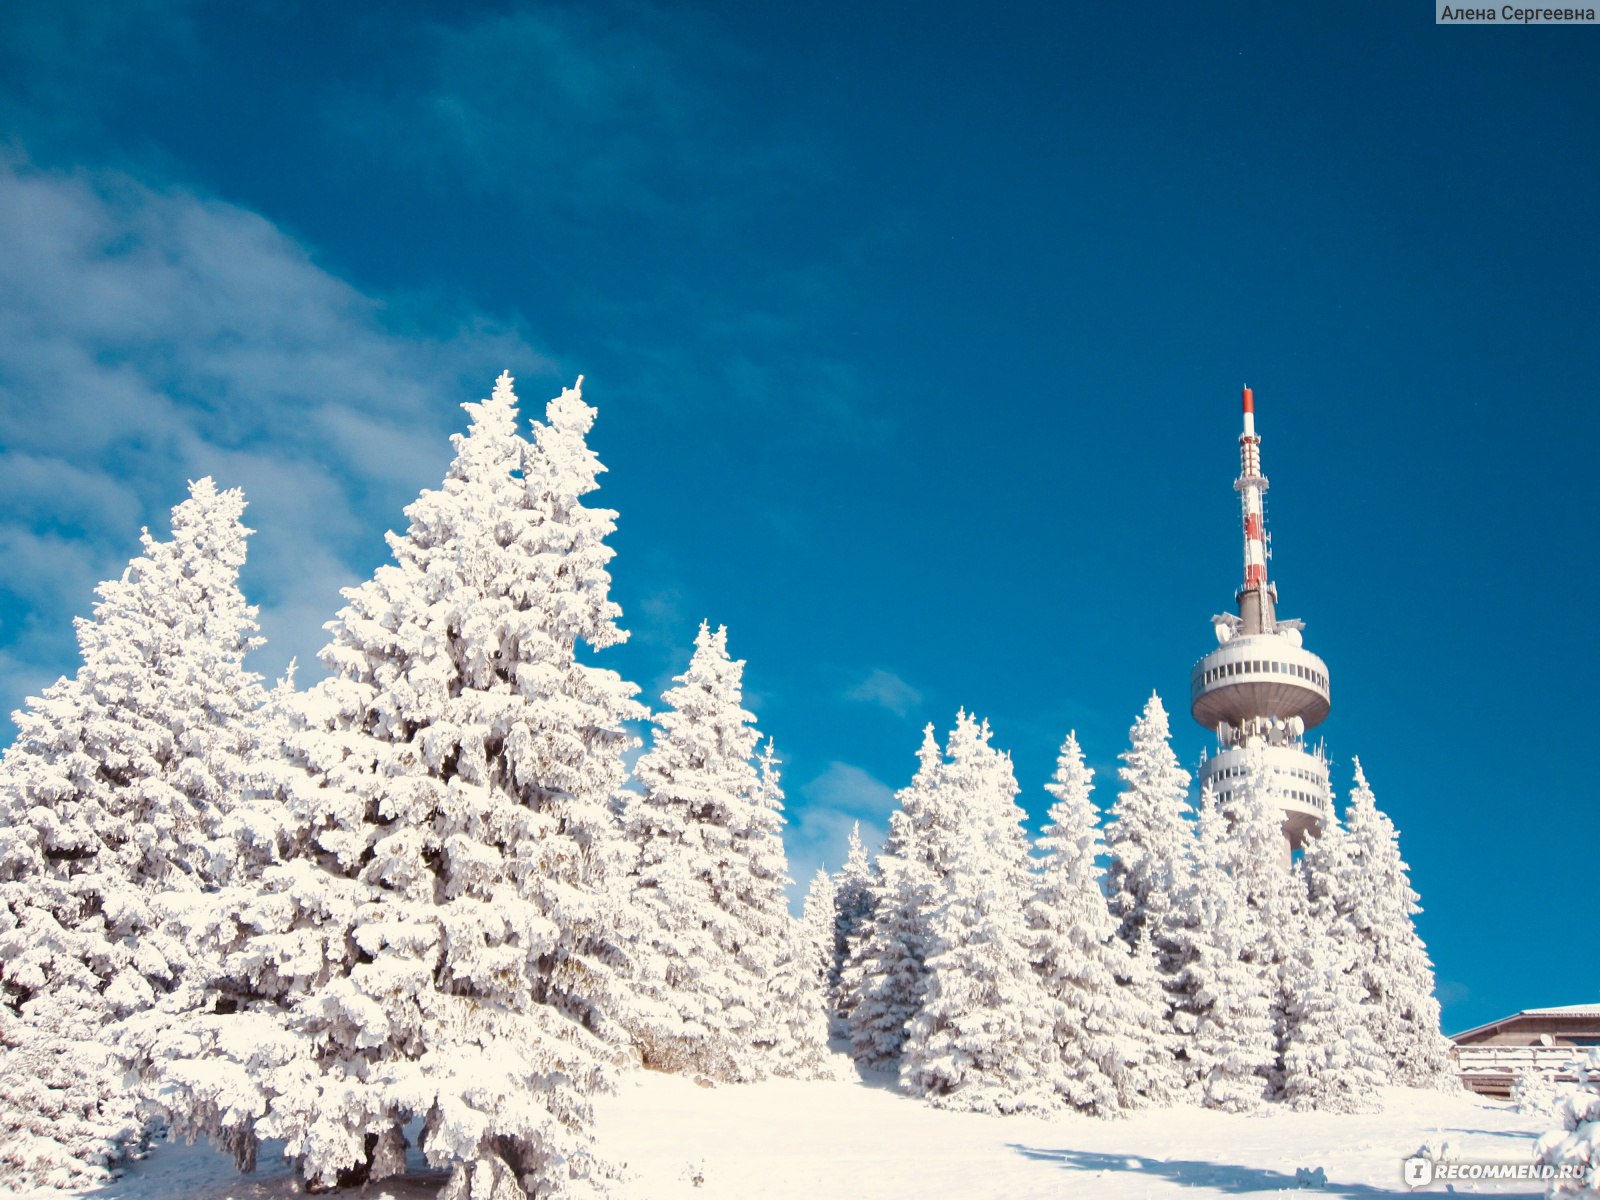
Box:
901, 713, 1054, 1114
518, 375, 651, 1048
842, 847, 929, 1067
1167, 785, 1276, 1111
0, 478, 266, 1189
1222, 745, 1313, 1098
1104, 692, 1194, 971
1217, 742, 1372, 1102
841, 726, 943, 1066
621, 626, 815, 1080
747, 740, 828, 1078
620, 620, 756, 1078
1280, 808, 1386, 1111
801, 867, 838, 998
828, 822, 875, 1033
766, 912, 833, 1080
1337, 759, 1454, 1087
1029, 732, 1177, 1115
753, 750, 831, 1080
134, 375, 644, 1200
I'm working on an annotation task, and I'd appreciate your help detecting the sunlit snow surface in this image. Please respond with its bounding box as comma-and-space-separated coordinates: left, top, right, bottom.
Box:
22, 1063, 1546, 1200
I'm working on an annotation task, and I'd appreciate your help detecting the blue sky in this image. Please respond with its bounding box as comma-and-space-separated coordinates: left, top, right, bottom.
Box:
0, 1, 1594, 1035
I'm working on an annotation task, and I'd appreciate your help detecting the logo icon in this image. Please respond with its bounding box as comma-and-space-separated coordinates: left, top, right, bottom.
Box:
1403, 1156, 1435, 1189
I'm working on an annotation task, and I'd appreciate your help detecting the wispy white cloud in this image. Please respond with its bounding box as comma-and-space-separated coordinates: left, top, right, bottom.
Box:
798, 761, 896, 818
0, 154, 549, 726
845, 667, 925, 719
781, 760, 896, 909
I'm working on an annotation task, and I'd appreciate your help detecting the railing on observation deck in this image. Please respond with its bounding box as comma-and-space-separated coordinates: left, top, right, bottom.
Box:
1452, 1044, 1593, 1095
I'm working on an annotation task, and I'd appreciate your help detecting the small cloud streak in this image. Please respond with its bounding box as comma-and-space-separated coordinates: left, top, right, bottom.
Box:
782, 760, 895, 911
845, 668, 924, 718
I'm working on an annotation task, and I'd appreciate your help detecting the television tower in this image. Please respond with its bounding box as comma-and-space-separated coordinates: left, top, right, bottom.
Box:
1190, 386, 1331, 860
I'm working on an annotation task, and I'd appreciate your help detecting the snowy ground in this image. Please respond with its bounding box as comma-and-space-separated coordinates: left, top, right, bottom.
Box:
22, 1063, 1549, 1200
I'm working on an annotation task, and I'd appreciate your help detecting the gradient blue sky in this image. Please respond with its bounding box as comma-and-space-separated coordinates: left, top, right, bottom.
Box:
0, 1, 1594, 1035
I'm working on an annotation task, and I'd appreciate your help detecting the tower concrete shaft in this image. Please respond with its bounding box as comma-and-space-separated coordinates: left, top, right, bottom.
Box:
1190, 386, 1332, 857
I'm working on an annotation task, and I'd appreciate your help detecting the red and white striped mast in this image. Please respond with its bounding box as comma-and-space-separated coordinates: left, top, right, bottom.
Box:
1236, 384, 1276, 635
1191, 382, 1334, 861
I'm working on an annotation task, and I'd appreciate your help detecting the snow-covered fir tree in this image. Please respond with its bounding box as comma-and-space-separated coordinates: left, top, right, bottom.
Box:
801, 867, 838, 998
1029, 732, 1177, 1115
134, 375, 644, 1200
621, 627, 820, 1080
1221, 744, 1315, 1099
900, 713, 1054, 1114
620, 621, 761, 1079
842, 850, 928, 1067
1167, 785, 1275, 1111
828, 822, 875, 1033
759, 749, 831, 1080
1104, 692, 1194, 970
0, 478, 266, 1189
1332, 759, 1454, 1087
1280, 807, 1386, 1111
841, 726, 944, 1066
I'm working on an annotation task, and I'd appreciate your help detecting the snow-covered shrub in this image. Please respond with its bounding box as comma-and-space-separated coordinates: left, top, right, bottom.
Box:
1537, 1049, 1600, 1198
1511, 1068, 1566, 1118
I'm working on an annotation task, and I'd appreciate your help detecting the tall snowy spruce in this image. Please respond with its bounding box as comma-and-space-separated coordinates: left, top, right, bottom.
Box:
841, 726, 944, 1066
1104, 693, 1194, 970
1285, 807, 1386, 1112
620, 625, 822, 1080
1220, 744, 1315, 1099
0, 479, 266, 1188
136, 376, 645, 1200
1028, 732, 1177, 1114
1168, 785, 1276, 1110
752, 743, 831, 1078
827, 823, 875, 1033
800, 867, 838, 999
900, 713, 1054, 1114
1334, 759, 1454, 1086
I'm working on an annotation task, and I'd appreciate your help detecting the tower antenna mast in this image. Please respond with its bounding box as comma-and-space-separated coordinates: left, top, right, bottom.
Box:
1190, 385, 1332, 862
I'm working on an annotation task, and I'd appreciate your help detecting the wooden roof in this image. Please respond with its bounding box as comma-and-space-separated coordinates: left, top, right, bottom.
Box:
1451, 1004, 1600, 1044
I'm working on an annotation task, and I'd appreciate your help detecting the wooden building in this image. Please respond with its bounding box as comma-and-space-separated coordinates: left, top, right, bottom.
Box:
1451, 1003, 1600, 1097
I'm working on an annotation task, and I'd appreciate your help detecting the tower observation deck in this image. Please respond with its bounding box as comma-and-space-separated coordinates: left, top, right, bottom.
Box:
1191, 386, 1331, 856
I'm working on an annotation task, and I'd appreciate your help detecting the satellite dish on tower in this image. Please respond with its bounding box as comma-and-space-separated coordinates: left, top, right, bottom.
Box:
1214, 621, 1234, 645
